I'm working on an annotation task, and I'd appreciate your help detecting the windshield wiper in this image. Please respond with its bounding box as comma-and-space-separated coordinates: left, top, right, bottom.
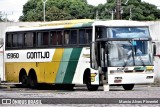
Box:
136, 55, 145, 66
123, 50, 132, 67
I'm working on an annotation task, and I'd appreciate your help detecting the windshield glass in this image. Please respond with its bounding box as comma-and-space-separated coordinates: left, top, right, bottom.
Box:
108, 41, 153, 67
108, 27, 150, 38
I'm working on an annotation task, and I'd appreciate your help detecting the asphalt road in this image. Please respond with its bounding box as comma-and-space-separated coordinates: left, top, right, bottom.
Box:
0, 84, 160, 106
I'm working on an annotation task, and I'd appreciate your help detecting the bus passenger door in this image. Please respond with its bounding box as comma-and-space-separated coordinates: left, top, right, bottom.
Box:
91, 41, 108, 85
90, 42, 98, 70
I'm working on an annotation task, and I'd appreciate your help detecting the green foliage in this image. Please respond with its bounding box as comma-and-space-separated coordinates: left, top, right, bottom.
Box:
96, 0, 160, 21
20, 0, 93, 21
19, 0, 160, 21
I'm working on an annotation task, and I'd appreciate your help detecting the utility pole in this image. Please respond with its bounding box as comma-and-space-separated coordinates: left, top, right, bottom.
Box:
111, 10, 114, 20
116, 0, 122, 20
0, 11, 13, 22
42, 0, 47, 22
129, 7, 132, 20
105, 8, 115, 20
96, 10, 99, 20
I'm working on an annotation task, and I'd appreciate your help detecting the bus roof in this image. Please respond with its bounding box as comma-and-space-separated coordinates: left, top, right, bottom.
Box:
6, 19, 148, 32
6, 19, 94, 32
93, 20, 149, 27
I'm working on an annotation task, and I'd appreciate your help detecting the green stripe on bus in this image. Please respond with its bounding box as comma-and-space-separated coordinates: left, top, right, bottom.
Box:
81, 22, 93, 27
55, 48, 73, 84
63, 48, 82, 84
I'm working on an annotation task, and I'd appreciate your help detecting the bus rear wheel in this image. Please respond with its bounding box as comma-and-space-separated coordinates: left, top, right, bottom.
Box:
122, 84, 134, 90
21, 74, 28, 87
28, 74, 38, 89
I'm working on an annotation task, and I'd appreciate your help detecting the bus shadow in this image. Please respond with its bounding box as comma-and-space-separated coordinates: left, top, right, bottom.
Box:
14, 84, 75, 91
12, 84, 126, 91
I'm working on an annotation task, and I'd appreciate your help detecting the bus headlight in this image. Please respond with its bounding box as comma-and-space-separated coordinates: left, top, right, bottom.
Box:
145, 70, 153, 72
146, 66, 154, 73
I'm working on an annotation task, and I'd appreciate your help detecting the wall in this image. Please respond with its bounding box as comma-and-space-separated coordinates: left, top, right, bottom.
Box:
148, 21, 160, 85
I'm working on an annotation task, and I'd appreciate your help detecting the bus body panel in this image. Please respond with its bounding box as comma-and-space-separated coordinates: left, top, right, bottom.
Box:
5, 47, 98, 85
5, 62, 39, 82
72, 47, 99, 85
108, 66, 154, 84
108, 73, 154, 84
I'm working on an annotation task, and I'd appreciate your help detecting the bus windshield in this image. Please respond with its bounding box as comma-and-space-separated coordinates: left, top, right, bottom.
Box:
108, 27, 150, 38
108, 41, 153, 67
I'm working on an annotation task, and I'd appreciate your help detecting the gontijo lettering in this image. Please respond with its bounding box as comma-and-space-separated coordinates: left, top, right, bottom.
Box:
27, 51, 50, 59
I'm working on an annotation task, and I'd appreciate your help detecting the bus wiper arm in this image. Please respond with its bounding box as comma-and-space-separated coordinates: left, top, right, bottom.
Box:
123, 52, 132, 67
137, 55, 145, 66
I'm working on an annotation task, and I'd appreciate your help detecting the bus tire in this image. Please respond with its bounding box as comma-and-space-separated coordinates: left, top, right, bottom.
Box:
21, 74, 28, 87
84, 69, 99, 91
28, 72, 38, 89
122, 84, 134, 90
86, 74, 99, 91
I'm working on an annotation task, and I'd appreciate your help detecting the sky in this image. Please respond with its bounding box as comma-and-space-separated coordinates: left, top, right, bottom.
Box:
0, 0, 159, 22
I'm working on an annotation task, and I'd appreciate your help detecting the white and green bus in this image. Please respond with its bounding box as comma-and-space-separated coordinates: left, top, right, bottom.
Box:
4, 19, 155, 91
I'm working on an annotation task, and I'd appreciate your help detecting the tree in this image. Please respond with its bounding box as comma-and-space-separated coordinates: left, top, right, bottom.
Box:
95, 0, 160, 21
121, 0, 159, 20
19, 0, 94, 21
19, 0, 160, 21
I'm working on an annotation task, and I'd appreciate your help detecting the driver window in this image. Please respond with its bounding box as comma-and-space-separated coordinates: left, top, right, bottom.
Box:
95, 27, 107, 39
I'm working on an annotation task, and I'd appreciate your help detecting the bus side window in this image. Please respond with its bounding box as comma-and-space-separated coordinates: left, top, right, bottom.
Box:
25, 32, 33, 47
70, 30, 77, 44
12, 33, 18, 47
95, 27, 106, 39
42, 32, 49, 46
57, 31, 63, 45
86, 29, 92, 44
6, 34, 12, 48
33, 32, 36, 47
64, 30, 70, 45
50, 31, 57, 45
37, 32, 42, 47
79, 29, 86, 44
17, 33, 23, 48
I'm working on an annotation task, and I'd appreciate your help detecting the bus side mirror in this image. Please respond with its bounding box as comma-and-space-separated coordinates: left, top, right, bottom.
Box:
153, 42, 156, 56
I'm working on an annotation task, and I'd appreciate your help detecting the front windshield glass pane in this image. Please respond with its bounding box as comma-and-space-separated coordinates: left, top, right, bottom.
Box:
134, 41, 152, 66
108, 27, 150, 38
108, 41, 153, 67
108, 41, 134, 67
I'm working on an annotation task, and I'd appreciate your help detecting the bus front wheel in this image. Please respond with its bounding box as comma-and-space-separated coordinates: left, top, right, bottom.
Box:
122, 84, 134, 90
86, 75, 99, 91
